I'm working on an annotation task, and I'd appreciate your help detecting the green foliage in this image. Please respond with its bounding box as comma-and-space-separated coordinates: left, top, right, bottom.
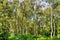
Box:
0, 0, 60, 40
8, 34, 34, 40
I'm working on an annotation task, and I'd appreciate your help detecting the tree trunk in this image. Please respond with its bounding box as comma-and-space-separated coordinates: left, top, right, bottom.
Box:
50, 7, 53, 38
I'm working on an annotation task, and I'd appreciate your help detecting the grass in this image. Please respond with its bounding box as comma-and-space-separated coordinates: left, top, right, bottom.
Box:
8, 33, 60, 40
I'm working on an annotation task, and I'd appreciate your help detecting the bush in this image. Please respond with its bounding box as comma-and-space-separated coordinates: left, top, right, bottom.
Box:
20, 34, 34, 40
0, 29, 8, 40
20, 35, 27, 40
8, 34, 34, 40
8, 33, 18, 40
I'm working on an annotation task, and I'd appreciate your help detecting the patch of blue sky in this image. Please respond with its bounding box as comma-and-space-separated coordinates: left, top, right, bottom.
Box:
18, 0, 24, 6
13, 7, 17, 13
39, 20, 43, 27
33, 0, 40, 6
19, 0, 24, 3
31, 16, 35, 21
7, 0, 13, 2
40, 1, 50, 10
33, 0, 54, 10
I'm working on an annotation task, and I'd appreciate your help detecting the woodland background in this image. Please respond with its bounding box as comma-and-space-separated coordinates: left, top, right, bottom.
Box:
0, 0, 60, 40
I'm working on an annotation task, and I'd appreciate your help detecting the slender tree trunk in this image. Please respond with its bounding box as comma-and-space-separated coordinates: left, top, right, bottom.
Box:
33, 20, 36, 35
26, 21, 28, 34
21, 15, 24, 35
53, 23, 55, 36
26, 25, 28, 34
50, 7, 53, 38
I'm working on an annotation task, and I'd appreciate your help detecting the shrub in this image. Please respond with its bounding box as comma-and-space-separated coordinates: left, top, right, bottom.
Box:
8, 34, 34, 40
20, 34, 34, 40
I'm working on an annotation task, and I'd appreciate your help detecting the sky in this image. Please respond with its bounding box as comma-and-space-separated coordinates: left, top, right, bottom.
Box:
34, 0, 50, 10
7, 0, 51, 10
